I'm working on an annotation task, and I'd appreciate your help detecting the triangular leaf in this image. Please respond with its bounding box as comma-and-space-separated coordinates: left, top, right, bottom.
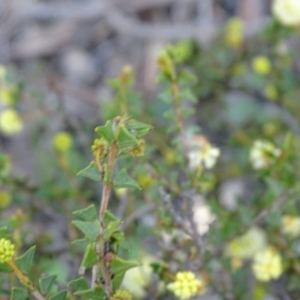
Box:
104, 220, 122, 240
95, 121, 115, 145
15, 246, 35, 274
103, 210, 119, 227
39, 275, 57, 295
111, 256, 138, 275
81, 243, 98, 268
49, 290, 68, 300
126, 120, 153, 137
10, 287, 29, 300
74, 287, 106, 300
72, 220, 100, 241
73, 205, 98, 222
72, 239, 89, 252
77, 162, 101, 182
117, 125, 139, 149
113, 169, 141, 190
68, 277, 89, 292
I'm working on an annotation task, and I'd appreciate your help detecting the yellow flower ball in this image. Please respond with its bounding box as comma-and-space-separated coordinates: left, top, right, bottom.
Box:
272, 0, 300, 26
0, 88, 14, 106
0, 192, 12, 209
53, 131, 73, 152
252, 56, 272, 75
0, 109, 23, 135
0, 238, 15, 263
252, 247, 282, 282
281, 215, 300, 238
224, 17, 244, 48
167, 271, 206, 300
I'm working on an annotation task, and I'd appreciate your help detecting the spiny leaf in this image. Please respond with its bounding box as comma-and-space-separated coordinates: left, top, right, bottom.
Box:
126, 120, 153, 137
49, 290, 68, 300
117, 125, 139, 149
10, 287, 28, 300
95, 121, 115, 145
39, 275, 57, 295
15, 246, 35, 274
113, 169, 141, 190
73, 205, 98, 222
68, 277, 89, 292
72, 220, 100, 241
77, 162, 102, 182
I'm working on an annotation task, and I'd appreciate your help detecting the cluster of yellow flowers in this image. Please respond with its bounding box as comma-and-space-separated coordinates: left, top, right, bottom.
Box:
187, 135, 220, 170
0, 64, 23, 136
224, 18, 244, 48
167, 271, 206, 300
272, 0, 300, 26
252, 56, 272, 76
250, 140, 281, 170
0, 238, 15, 263
226, 227, 283, 282
53, 131, 73, 152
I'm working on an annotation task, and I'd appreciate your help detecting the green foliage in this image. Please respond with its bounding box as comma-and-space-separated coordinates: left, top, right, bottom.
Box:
15, 246, 35, 274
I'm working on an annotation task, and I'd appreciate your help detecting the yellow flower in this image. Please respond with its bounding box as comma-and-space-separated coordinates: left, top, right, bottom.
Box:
252, 247, 282, 282
136, 174, 155, 190
167, 271, 205, 300
0, 192, 12, 208
91, 138, 108, 158
121, 257, 153, 299
224, 17, 244, 48
281, 215, 300, 238
252, 56, 271, 75
226, 227, 267, 260
250, 140, 281, 169
53, 132, 73, 152
272, 0, 300, 26
0, 109, 23, 135
264, 85, 278, 101
0, 238, 15, 263
0, 88, 14, 106
187, 135, 220, 170
130, 139, 145, 157
111, 289, 132, 300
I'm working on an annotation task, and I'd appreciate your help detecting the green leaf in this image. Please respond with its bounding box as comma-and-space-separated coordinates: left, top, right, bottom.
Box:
77, 162, 101, 182
178, 69, 197, 84
180, 88, 197, 103
72, 239, 89, 252
111, 256, 138, 290
104, 220, 122, 240
81, 243, 98, 268
113, 169, 141, 190
49, 290, 68, 300
111, 256, 138, 275
103, 210, 120, 227
15, 246, 35, 274
72, 220, 100, 241
73, 205, 98, 222
126, 120, 153, 137
68, 277, 89, 292
74, 287, 106, 300
117, 124, 139, 149
10, 287, 29, 300
39, 275, 57, 295
95, 120, 115, 145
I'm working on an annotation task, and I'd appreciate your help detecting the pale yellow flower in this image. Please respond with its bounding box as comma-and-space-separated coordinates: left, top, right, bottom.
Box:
0, 109, 23, 135
250, 140, 281, 169
281, 215, 300, 238
252, 247, 282, 282
272, 0, 300, 26
252, 56, 271, 75
226, 227, 267, 260
121, 257, 153, 299
187, 135, 220, 170
0, 88, 14, 106
224, 17, 244, 48
167, 271, 205, 300
53, 131, 73, 152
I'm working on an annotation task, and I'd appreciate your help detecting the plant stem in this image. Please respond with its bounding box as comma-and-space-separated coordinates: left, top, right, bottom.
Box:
171, 81, 184, 137
8, 261, 46, 300
92, 142, 118, 295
